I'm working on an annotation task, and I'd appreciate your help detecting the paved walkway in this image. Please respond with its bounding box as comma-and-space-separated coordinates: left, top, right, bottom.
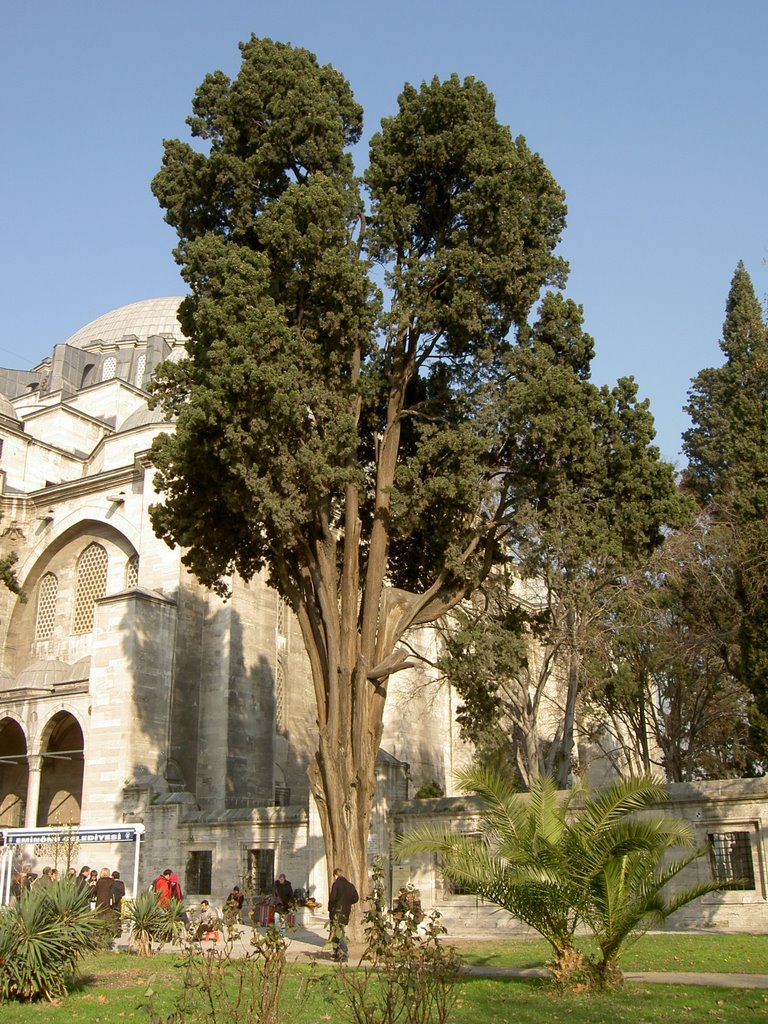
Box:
179, 923, 768, 990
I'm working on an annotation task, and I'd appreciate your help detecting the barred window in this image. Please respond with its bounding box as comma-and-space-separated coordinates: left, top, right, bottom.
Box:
36, 572, 58, 640
275, 660, 286, 734
186, 850, 213, 894
72, 543, 108, 633
134, 352, 146, 388
708, 832, 756, 890
276, 596, 288, 650
101, 356, 117, 381
125, 553, 139, 589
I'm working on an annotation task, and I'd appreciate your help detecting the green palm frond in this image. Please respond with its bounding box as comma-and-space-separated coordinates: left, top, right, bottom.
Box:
570, 775, 668, 839
398, 766, 725, 986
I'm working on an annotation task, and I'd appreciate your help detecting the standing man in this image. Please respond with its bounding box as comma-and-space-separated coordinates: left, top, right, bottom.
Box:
328, 867, 358, 963
272, 873, 293, 934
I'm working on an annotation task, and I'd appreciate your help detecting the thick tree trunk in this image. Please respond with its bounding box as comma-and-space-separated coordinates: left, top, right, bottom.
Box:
305, 655, 386, 942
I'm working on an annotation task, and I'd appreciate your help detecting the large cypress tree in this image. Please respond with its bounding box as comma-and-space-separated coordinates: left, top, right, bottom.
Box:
148, 37, 686, 900
149, 37, 568, 900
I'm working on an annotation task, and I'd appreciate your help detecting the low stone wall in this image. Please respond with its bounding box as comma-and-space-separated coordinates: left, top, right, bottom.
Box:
393, 778, 768, 934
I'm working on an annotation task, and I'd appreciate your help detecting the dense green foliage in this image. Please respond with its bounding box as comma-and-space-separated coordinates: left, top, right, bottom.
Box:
439, 295, 689, 785
396, 769, 723, 988
0, 552, 24, 599
683, 262, 768, 761
0, 879, 107, 1002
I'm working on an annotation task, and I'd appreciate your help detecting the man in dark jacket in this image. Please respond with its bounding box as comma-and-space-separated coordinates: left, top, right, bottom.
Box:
272, 873, 293, 934
328, 867, 358, 962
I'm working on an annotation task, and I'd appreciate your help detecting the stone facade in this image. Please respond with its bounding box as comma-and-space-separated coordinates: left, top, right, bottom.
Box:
0, 297, 460, 912
394, 777, 768, 933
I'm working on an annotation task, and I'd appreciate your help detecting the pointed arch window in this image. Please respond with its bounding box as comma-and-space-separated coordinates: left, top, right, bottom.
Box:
35, 572, 58, 641
72, 543, 108, 634
101, 356, 117, 381
125, 553, 139, 589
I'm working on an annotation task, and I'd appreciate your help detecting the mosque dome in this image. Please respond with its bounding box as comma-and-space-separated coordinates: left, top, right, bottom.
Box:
63, 297, 187, 350
14, 659, 72, 690
119, 404, 175, 432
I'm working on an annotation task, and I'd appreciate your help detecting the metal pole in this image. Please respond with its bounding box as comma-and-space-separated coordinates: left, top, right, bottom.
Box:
132, 829, 141, 898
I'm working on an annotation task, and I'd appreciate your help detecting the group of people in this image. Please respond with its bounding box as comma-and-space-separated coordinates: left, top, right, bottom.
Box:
10, 863, 126, 933
147, 864, 362, 961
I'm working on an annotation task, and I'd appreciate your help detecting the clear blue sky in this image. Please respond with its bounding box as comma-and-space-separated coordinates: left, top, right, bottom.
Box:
3, 1, 766, 463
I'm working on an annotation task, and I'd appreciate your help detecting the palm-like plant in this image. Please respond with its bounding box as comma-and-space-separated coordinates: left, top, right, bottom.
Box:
396, 769, 586, 978
578, 828, 724, 986
123, 890, 168, 956
396, 768, 724, 988
0, 878, 104, 1002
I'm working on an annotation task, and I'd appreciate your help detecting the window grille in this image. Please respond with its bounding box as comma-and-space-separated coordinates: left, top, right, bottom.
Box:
708, 832, 756, 890
101, 355, 117, 381
72, 543, 108, 633
274, 785, 291, 807
276, 596, 288, 650
186, 850, 213, 894
247, 848, 275, 897
125, 553, 139, 589
275, 660, 286, 734
35, 573, 58, 640
134, 352, 146, 387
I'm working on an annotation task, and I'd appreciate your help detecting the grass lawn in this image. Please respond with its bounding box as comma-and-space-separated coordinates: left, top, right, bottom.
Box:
0, 936, 765, 1023
452, 932, 768, 974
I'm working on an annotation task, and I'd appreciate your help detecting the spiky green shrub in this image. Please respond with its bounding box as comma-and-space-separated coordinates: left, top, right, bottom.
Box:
0, 878, 105, 1002
123, 889, 168, 956
123, 890, 188, 955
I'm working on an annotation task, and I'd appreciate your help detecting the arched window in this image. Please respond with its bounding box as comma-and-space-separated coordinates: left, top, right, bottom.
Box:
35, 572, 58, 641
72, 543, 108, 634
125, 553, 139, 589
101, 355, 117, 381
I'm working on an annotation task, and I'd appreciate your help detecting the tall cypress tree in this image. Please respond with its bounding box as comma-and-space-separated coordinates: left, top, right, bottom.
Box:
684, 262, 768, 511
683, 262, 768, 760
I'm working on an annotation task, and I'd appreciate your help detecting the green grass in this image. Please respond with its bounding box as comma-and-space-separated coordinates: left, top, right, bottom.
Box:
452, 932, 768, 974
452, 977, 768, 1023
0, 939, 766, 1024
